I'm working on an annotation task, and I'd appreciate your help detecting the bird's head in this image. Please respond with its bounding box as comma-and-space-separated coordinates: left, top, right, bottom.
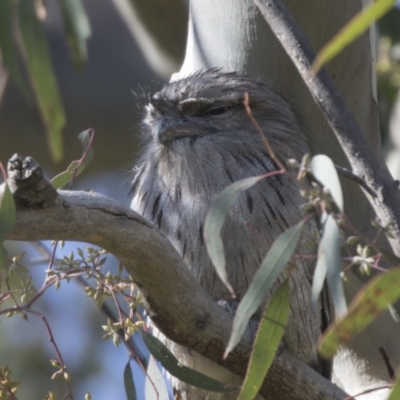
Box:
143, 70, 302, 147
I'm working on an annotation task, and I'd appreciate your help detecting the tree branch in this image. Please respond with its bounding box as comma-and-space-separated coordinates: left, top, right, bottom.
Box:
254, 0, 400, 256
1, 155, 348, 399
334, 165, 377, 199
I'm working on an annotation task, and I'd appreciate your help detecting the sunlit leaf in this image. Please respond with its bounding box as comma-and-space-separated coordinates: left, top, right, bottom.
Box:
58, 0, 91, 70
0, 184, 16, 269
310, 154, 343, 212
145, 356, 169, 400
204, 175, 264, 296
123, 361, 137, 400
311, 251, 327, 308
225, 221, 304, 356
237, 281, 290, 400
0, 0, 30, 101
319, 268, 400, 359
388, 304, 400, 323
311, 212, 346, 315
51, 129, 94, 189
141, 331, 233, 393
19, 0, 66, 161
324, 223, 346, 315
312, 0, 395, 73
321, 214, 346, 318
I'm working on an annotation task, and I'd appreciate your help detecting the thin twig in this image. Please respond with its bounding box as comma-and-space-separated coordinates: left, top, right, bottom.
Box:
68, 128, 95, 191
243, 92, 285, 172
0, 368, 18, 400
74, 276, 148, 368
23, 308, 73, 399
379, 346, 395, 380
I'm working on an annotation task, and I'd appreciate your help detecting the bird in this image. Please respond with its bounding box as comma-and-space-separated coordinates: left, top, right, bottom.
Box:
130, 70, 331, 399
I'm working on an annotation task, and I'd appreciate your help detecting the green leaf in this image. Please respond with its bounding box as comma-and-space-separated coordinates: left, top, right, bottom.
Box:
123, 361, 137, 400
312, 0, 395, 73
78, 128, 93, 154
204, 176, 265, 296
0, 0, 30, 101
145, 356, 169, 400
319, 268, 400, 359
141, 330, 233, 393
0, 184, 16, 236
51, 160, 80, 189
51, 129, 94, 189
388, 373, 400, 400
0, 184, 16, 269
58, 0, 91, 71
225, 221, 304, 356
237, 281, 290, 400
19, 0, 66, 161
310, 154, 343, 212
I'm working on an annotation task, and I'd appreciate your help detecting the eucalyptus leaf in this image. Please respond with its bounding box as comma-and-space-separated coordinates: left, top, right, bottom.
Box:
145, 356, 169, 400
204, 175, 265, 296
321, 214, 346, 318
19, 0, 66, 161
310, 154, 343, 212
0, 0, 30, 100
319, 268, 400, 359
58, 0, 91, 70
388, 304, 400, 324
141, 331, 233, 393
124, 361, 137, 400
51, 161, 80, 190
225, 221, 304, 356
51, 129, 94, 189
237, 281, 290, 400
312, 0, 395, 73
311, 212, 346, 317
311, 251, 327, 308
0, 184, 16, 236
0, 184, 16, 269
78, 129, 93, 155
388, 372, 400, 400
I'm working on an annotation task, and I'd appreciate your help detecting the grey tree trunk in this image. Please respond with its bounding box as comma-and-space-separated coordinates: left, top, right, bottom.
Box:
172, 1, 395, 398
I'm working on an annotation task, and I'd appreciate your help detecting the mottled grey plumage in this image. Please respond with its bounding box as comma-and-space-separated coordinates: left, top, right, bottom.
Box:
131, 70, 330, 398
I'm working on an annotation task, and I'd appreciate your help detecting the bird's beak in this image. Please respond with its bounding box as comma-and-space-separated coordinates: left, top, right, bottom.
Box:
156, 119, 194, 144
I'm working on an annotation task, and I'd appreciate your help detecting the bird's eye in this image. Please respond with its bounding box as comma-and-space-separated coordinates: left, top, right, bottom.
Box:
205, 106, 232, 116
